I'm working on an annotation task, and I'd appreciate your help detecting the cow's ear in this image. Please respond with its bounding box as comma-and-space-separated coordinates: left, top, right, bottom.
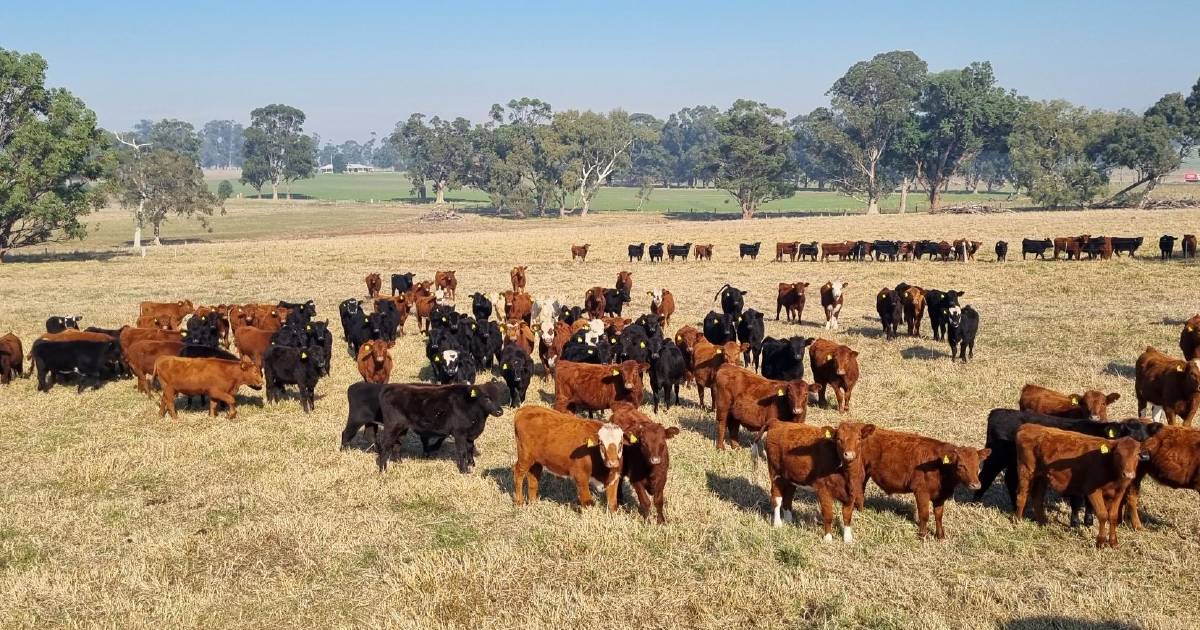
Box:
977, 447, 991, 459
859, 424, 876, 439
850, 351, 860, 358
740, 290, 748, 296
1146, 423, 1165, 437
807, 382, 821, 393
1106, 392, 1121, 404
665, 427, 680, 439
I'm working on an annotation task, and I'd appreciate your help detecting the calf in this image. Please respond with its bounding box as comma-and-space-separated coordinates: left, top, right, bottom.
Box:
434, 270, 457, 300
510, 265, 527, 292
703, 311, 736, 345
797, 241, 819, 261
809, 338, 858, 412
715, 283, 747, 317
139, 300, 194, 324
512, 406, 626, 510
761, 336, 813, 382
872, 240, 900, 261
819, 281, 847, 331
468, 293, 493, 323
1135, 347, 1200, 425
365, 273, 382, 298
1185, 234, 1197, 258
689, 339, 747, 410
775, 241, 799, 262
583, 287, 606, 319
1124, 425, 1200, 531
712, 364, 810, 450
647, 339, 686, 413
127, 339, 186, 394
500, 290, 533, 324
1110, 236, 1143, 257
1022, 238, 1052, 260
875, 288, 902, 340
667, 242, 691, 261
649, 288, 675, 328
648, 242, 664, 262
1180, 315, 1200, 360
45, 315, 82, 334
1013, 425, 1142, 548
391, 272, 416, 296
859, 427, 989, 539
553, 360, 644, 414
739, 242, 761, 260
602, 288, 631, 317
693, 244, 713, 261
901, 285, 926, 337
233, 324, 274, 367
946, 304, 978, 362
924, 289, 964, 341
1019, 384, 1120, 421
775, 282, 809, 322
736, 309, 765, 370
994, 240, 1008, 262
377, 381, 504, 473
30, 339, 122, 392
502, 320, 535, 355
0, 333, 23, 383
953, 239, 981, 262
821, 241, 853, 261
356, 339, 393, 384
499, 342, 534, 408
571, 244, 590, 261
628, 243, 645, 262
615, 270, 634, 295
756, 421, 875, 541
153, 356, 263, 419
263, 344, 326, 412
608, 403, 678, 523
340, 381, 386, 449
1160, 235, 1176, 259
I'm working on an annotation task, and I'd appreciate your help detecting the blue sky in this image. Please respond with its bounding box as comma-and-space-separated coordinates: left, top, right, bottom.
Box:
2, 0, 1194, 142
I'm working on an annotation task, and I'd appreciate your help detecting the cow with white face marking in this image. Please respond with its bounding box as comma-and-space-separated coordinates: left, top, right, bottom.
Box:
820, 281, 847, 331
513, 406, 629, 511
649, 288, 675, 328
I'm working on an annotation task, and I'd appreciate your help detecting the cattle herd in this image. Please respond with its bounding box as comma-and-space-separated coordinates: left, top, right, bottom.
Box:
2, 246, 1199, 550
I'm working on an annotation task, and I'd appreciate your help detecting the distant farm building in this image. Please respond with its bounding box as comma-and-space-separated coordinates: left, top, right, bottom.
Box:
318, 163, 376, 174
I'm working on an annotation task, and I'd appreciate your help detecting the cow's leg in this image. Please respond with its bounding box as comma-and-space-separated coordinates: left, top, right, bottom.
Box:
1013, 468, 1032, 523
914, 491, 931, 539
1125, 481, 1144, 531
818, 490, 835, 542
574, 473, 593, 509
834, 386, 847, 413
841, 499, 855, 543
1031, 478, 1049, 525
211, 391, 237, 419
1087, 491, 1109, 548
631, 480, 652, 519
933, 498, 947, 539
817, 383, 828, 408
652, 487, 666, 524
975, 451, 1006, 502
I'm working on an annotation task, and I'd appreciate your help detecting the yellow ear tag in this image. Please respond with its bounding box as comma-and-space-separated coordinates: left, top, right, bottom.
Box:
942, 455, 951, 464
587, 349, 594, 354
180, 331, 187, 337
737, 316, 742, 322
1177, 364, 1186, 372
776, 388, 785, 396
471, 324, 476, 330
826, 354, 833, 361
629, 434, 638, 443
1070, 396, 1079, 405
639, 341, 646, 348
1107, 428, 1116, 438
434, 356, 440, 362
586, 439, 595, 447
712, 319, 718, 324
364, 317, 369, 323
1189, 326, 1195, 332
470, 389, 478, 398
609, 338, 616, 344
306, 325, 312, 331
300, 352, 307, 359
502, 363, 508, 370
611, 369, 620, 376
1100, 444, 1110, 454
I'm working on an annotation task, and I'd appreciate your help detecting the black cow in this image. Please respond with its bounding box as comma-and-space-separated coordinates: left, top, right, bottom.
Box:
1111, 236, 1143, 257
341, 381, 386, 450
850, 241, 870, 261
391, 272, 416, 296
45, 315, 82, 334
306, 320, 334, 375
947, 304, 978, 362
976, 409, 1163, 526
478, 321, 503, 368
876, 288, 902, 340
648, 339, 686, 412
714, 283, 747, 317
470, 293, 493, 322
735, 308, 765, 370
924, 289, 964, 341
633, 313, 664, 342
1021, 238, 1052, 260
797, 242, 819, 262
271, 323, 309, 348
499, 342, 534, 408
872, 240, 900, 261
263, 344, 326, 412
1160, 235, 1177, 260
30, 338, 121, 392
602, 288, 631, 316
760, 336, 814, 381
183, 314, 220, 348
560, 333, 608, 364
376, 381, 504, 473
628, 243, 645, 262
702, 310, 736, 345
179, 345, 239, 361
617, 325, 652, 365
739, 242, 761, 260
667, 243, 691, 261
995, 241, 1008, 262
648, 242, 664, 263
339, 299, 370, 356
279, 300, 317, 320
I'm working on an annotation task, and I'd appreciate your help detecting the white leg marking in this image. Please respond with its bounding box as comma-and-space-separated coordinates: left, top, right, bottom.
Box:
843, 525, 854, 543
823, 533, 833, 543
772, 497, 783, 527
1151, 405, 1165, 423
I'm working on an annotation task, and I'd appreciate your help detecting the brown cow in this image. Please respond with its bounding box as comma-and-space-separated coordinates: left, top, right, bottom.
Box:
819, 281, 847, 331
1018, 384, 1120, 421
135, 314, 175, 330
232, 324, 274, 367
0, 333, 23, 383
540, 321, 572, 376
776, 282, 809, 322
757, 421, 875, 542
1184, 234, 1197, 259
809, 338, 858, 412
1135, 347, 1200, 425
583, 287, 606, 319
154, 356, 263, 420
615, 271, 633, 295
365, 273, 382, 298
689, 339, 747, 411
510, 266, 528, 292
512, 406, 626, 511
1179, 315, 1200, 360
413, 294, 438, 333
1125, 425, 1200, 531
649, 289, 675, 328
673, 324, 702, 384
694, 244, 713, 261
609, 402, 679, 523
859, 427, 989, 539
571, 244, 590, 261
356, 339, 394, 384
602, 317, 631, 338
712, 364, 810, 450
119, 327, 182, 364
553, 360, 644, 413
1013, 424, 1141, 548
820, 242, 853, 262
902, 286, 925, 336
375, 295, 411, 335
434, 271, 457, 300
139, 300, 194, 324
953, 239, 981, 262
504, 320, 536, 355
127, 339, 185, 394
40, 329, 117, 343
501, 290, 533, 324
775, 241, 799, 262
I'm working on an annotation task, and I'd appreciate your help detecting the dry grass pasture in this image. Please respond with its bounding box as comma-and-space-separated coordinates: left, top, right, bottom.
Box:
2, 205, 1200, 628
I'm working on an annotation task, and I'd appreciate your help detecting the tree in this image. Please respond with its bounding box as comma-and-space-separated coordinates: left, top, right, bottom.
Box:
141, 119, 201, 162
661, 106, 720, 186
332, 153, 347, 173
0, 48, 107, 261
217, 180, 234, 201
1009, 100, 1111, 207
711, 100, 797, 219
200, 120, 244, 168
789, 113, 834, 190
807, 51, 928, 214
388, 114, 474, 204
240, 104, 314, 200
626, 113, 670, 194
108, 135, 220, 247
550, 109, 656, 216
1146, 80, 1200, 161
1092, 112, 1180, 206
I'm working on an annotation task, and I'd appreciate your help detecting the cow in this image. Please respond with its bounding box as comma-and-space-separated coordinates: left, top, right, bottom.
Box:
538, 320, 570, 375
464, 293, 491, 324
693, 244, 713, 261
153, 356, 263, 420
649, 289, 675, 328
796, 242, 819, 261
560, 331, 609, 365
1020, 238, 1051, 260
571, 244, 590, 261
775, 241, 798, 262
1160, 235, 1176, 260
340, 381, 386, 450
924, 289, 963, 341
1110, 236, 1143, 257
510, 265, 527, 292
1185, 234, 1197, 258
667, 242, 691, 261
391, 272, 416, 296
703, 311, 736, 345
872, 240, 900, 261
356, 339, 393, 384
1019, 384, 1120, 421
900, 285, 926, 337
553, 360, 644, 414
499, 342, 534, 408
849, 241, 872, 261
627, 243, 645, 262
776, 282, 809, 322
994, 241, 1008, 262
1181, 315, 1200, 360
431, 347, 478, 385
608, 403, 679, 523
139, 300, 194, 325
760, 336, 814, 382
45, 315, 82, 334
127, 339, 187, 394
1135, 347, 1200, 425
582, 287, 606, 319
876, 288, 902, 340
502, 320, 535, 356
602, 288, 631, 317
712, 364, 810, 450
376, 381, 504, 473
739, 242, 761, 260
30, 339, 122, 392
263, 344, 326, 412
434, 271, 457, 300
372, 298, 406, 341
714, 283, 747, 317
616, 325, 652, 366
819, 281, 847, 331
501, 290, 533, 324
365, 273, 382, 298
135, 314, 174, 330
946, 304, 978, 362
1013, 425, 1142, 548
820, 242, 853, 262
232, 324, 274, 367
755, 421, 875, 541
512, 406, 626, 511
859, 427, 989, 539
0, 333, 22, 384
953, 239, 981, 262
1124, 425, 1200, 531
648, 242, 664, 262
647, 339, 686, 413
736, 309, 765, 370
690, 339, 747, 411
809, 338, 858, 413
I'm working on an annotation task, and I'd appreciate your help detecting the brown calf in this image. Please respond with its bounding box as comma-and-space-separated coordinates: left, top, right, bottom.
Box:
1125, 425, 1200, 531
610, 402, 679, 523
1135, 346, 1200, 425
689, 339, 747, 410
139, 300, 194, 324
1179, 315, 1200, 360
1184, 234, 1197, 259
232, 324, 274, 367
0, 333, 23, 383
1014, 424, 1141, 548
153, 356, 263, 420
649, 288, 675, 328
583, 286, 606, 319
365, 273, 382, 298
693, 244, 713, 261
539, 321, 572, 376
616, 271, 633, 294
571, 244, 590, 261
504, 320, 536, 355
809, 338, 858, 412
510, 266, 527, 292
413, 294, 438, 333
1018, 383, 1120, 421
512, 406, 626, 510
859, 427, 989, 539
356, 339, 393, 384
501, 290, 533, 324
434, 271, 457, 300
553, 360, 644, 413
776, 282, 809, 322
902, 286, 925, 336
819, 281, 847, 331
119, 327, 182, 365
820, 242, 853, 261
127, 339, 185, 394
712, 364, 810, 450
775, 241, 799, 262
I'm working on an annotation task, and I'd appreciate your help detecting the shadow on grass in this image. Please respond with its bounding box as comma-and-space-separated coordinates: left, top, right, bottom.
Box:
705, 471, 768, 512
1103, 362, 1135, 379
1161, 316, 1189, 326
844, 326, 886, 340
999, 617, 1141, 630
900, 345, 947, 361
118, 238, 213, 247
245, 193, 317, 200
3, 249, 132, 264
484, 466, 586, 507
864, 494, 914, 519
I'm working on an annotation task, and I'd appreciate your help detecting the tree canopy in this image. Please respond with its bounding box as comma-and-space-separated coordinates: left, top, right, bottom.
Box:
711, 100, 797, 219
388, 114, 474, 204
241, 104, 315, 200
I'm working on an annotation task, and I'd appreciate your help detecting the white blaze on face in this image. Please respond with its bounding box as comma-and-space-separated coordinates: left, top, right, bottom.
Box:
831, 282, 844, 300
597, 423, 625, 468
539, 319, 556, 343
434, 288, 446, 301
442, 349, 459, 371
651, 289, 663, 308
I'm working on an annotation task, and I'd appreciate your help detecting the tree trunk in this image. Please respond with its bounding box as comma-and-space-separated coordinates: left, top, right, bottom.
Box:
740, 199, 754, 219
898, 178, 910, 214
435, 180, 446, 204
133, 202, 145, 249
866, 197, 880, 215
271, 180, 279, 200
928, 184, 943, 212
152, 221, 162, 246
972, 180, 981, 194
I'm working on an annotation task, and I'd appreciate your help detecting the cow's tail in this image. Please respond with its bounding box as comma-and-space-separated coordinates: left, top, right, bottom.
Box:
713, 284, 732, 302
750, 424, 770, 470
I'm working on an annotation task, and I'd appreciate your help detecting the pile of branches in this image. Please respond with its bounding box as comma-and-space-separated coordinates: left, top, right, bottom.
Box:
417, 208, 462, 222
1138, 197, 1200, 210
929, 202, 1011, 215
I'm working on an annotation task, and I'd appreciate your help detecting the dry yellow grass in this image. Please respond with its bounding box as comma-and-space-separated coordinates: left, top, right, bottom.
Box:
2, 205, 1200, 629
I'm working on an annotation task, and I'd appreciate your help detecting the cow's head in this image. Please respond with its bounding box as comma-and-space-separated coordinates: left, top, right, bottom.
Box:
830, 281, 847, 299
1099, 437, 1145, 479
938, 445, 991, 490
1070, 390, 1121, 421
592, 422, 625, 470
629, 420, 678, 466
239, 357, 264, 390
828, 421, 875, 464
773, 379, 811, 420
719, 341, 749, 367
467, 382, 504, 418
611, 360, 643, 393
636, 313, 662, 338
788, 337, 815, 362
